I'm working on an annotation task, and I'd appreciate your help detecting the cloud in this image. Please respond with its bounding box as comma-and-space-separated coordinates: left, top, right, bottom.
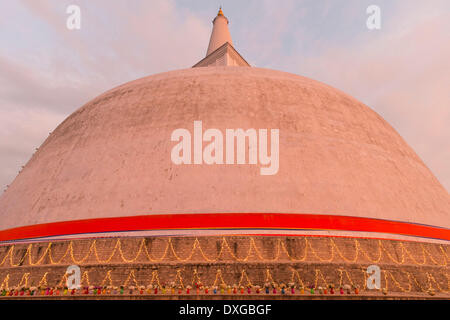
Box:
0, 0, 210, 191
284, 3, 450, 191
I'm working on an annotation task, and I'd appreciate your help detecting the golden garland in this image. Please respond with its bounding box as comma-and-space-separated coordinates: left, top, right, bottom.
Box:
212, 269, 226, 287
238, 269, 253, 288
0, 274, 9, 291
314, 269, 331, 288
191, 268, 202, 286
122, 270, 139, 288
38, 272, 49, 287
290, 269, 305, 288
100, 270, 113, 287
17, 273, 30, 288
338, 269, 356, 288
264, 269, 276, 284
0, 237, 449, 267
174, 269, 185, 289
0, 268, 449, 294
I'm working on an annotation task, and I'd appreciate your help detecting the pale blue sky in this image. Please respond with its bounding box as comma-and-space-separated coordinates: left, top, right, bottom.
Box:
0, 0, 449, 191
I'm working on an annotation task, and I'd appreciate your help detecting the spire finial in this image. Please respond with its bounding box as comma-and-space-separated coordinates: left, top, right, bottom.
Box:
218, 7, 223, 16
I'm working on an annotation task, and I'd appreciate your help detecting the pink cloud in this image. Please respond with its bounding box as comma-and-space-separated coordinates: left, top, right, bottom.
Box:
288, 8, 450, 192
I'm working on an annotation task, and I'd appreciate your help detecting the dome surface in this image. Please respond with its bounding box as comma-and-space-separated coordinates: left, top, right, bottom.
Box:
0, 67, 449, 241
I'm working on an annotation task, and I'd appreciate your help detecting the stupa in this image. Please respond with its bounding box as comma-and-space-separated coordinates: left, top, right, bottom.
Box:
0, 8, 448, 299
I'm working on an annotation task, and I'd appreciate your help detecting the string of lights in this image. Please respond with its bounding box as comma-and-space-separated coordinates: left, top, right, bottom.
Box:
0, 237, 448, 267
0, 268, 448, 294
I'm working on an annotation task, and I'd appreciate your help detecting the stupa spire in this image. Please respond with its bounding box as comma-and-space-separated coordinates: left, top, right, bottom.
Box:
206, 7, 234, 56
193, 8, 250, 68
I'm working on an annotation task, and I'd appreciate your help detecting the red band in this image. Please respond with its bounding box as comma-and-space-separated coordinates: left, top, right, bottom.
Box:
0, 213, 449, 242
